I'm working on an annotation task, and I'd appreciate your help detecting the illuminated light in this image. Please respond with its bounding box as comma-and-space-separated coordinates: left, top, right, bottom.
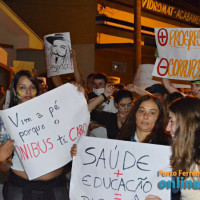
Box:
96, 33, 144, 45
96, 4, 178, 44
97, 4, 178, 29
0, 1, 43, 49
105, 22, 133, 31
141, 16, 177, 28
97, 4, 133, 24
97, 33, 134, 44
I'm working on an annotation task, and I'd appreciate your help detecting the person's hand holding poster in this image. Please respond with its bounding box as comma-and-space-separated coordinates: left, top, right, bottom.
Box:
70, 136, 171, 200
152, 28, 200, 81
44, 32, 74, 77
0, 84, 90, 180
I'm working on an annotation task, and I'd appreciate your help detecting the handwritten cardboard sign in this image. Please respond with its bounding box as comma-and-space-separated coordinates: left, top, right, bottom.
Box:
153, 28, 200, 81
44, 32, 74, 77
0, 84, 90, 180
70, 136, 171, 200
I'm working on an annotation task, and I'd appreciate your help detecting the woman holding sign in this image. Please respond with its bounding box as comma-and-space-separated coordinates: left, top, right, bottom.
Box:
71, 94, 170, 199
3, 70, 68, 200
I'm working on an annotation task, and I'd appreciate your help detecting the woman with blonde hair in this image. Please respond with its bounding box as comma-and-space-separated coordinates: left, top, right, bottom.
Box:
167, 96, 200, 199
146, 96, 200, 200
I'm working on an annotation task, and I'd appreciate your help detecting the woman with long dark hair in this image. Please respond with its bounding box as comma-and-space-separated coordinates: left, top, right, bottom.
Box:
3, 70, 68, 200
9, 70, 39, 107
72, 94, 170, 157
119, 94, 169, 145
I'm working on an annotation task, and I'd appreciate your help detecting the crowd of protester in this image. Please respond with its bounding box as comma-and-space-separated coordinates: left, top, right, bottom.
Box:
0, 49, 200, 200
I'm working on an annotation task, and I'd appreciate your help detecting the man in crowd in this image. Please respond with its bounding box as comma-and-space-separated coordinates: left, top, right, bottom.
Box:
88, 72, 117, 138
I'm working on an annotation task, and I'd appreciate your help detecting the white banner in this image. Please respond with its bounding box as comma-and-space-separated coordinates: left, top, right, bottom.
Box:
135, 64, 191, 89
153, 28, 200, 81
44, 32, 74, 77
70, 136, 171, 200
0, 84, 90, 180
134, 64, 161, 89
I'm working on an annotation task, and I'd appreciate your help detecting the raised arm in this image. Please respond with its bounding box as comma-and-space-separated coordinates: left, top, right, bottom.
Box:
126, 84, 152, 96
71, 49, 84, 87
88, 84, 114, 113
51, 75, 63, 87
162, 78, 179, 94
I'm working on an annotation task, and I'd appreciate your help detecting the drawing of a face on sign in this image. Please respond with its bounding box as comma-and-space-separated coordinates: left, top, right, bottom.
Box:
44, 33, 74, 77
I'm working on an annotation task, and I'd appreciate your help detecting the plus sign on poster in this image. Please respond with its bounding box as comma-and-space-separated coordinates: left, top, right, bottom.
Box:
70, 136, 171, 200
153, 28, 200, 81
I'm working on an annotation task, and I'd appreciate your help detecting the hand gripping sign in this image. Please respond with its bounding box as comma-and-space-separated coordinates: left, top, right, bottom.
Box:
153, 28, 200, 81
44, 32, 74, 77
0, 84, 90, 180
70, 136, 171, 200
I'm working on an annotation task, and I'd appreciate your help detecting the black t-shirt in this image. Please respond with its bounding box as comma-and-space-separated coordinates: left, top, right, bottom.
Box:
88, 92, 97, 100
90, 111, 119, 139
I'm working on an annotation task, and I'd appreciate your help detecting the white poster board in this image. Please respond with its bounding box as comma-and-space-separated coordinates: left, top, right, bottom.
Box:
134, 64, 160, 89
0, 84, 90, 180
134, 64, 191, 89
153, 28, 200, 81
44, 32, 74, 77
70, 136, 171, 200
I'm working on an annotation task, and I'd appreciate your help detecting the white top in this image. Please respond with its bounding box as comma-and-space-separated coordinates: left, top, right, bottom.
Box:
96, 97, 118, 113
134, 133, 139, 142
89, 97, 118, 138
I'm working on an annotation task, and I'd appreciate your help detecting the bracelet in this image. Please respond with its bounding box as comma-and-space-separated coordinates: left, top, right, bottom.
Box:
101, 93, 107, 101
